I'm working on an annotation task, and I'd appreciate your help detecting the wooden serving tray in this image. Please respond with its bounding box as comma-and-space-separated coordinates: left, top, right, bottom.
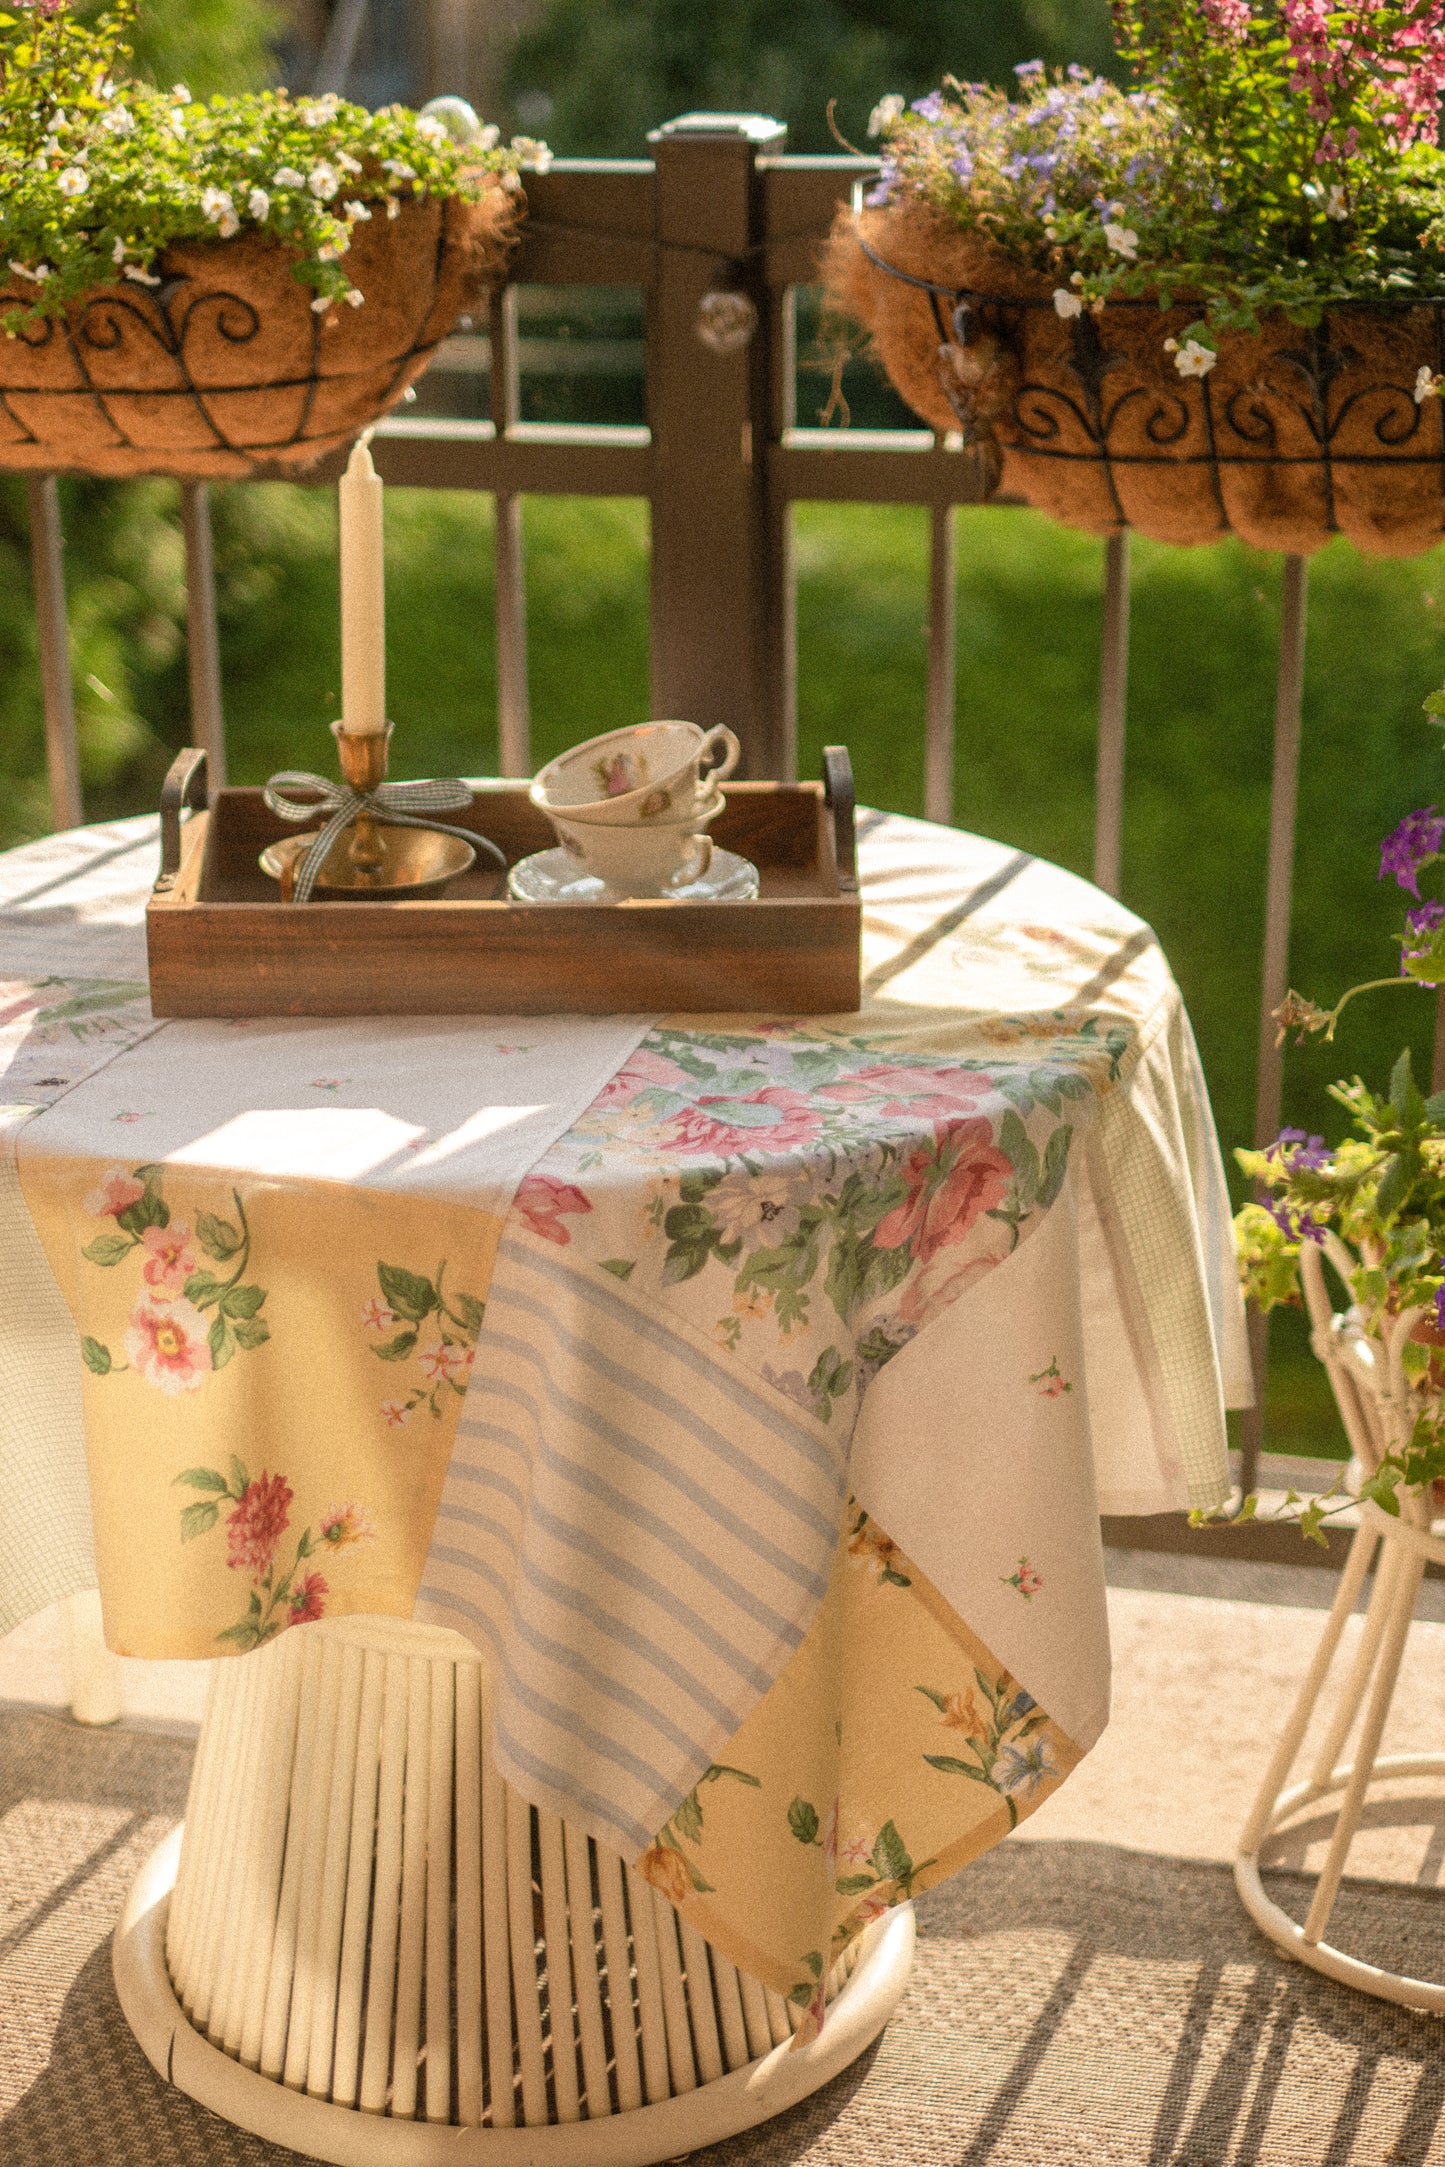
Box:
146, 747, 861, 1016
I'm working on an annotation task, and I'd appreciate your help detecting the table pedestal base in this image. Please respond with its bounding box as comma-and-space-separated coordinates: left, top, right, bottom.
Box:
112, 1613, 914, 2166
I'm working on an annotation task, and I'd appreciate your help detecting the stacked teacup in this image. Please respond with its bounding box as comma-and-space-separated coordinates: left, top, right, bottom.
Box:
531, 721, 741, 896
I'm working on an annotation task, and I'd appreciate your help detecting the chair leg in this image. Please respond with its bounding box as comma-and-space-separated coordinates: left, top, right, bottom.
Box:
1303, 1545, 1426, 1945
62, 1588, 121, 1725
1305, 1532, 1401, 1792
1238, 1519, 1378, 1857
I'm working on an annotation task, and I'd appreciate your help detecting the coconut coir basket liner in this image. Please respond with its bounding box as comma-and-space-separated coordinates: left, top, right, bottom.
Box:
826, 201, 1445, 557
0, 186, 515, 480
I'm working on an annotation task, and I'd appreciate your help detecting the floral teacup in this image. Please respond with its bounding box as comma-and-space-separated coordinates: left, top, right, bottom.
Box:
532, 721, 740, 825
548, 790, 723, 895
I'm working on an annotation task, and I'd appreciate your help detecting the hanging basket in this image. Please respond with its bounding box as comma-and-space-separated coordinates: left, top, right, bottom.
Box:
0, 187, 516, 481
826, 202, 1445, 557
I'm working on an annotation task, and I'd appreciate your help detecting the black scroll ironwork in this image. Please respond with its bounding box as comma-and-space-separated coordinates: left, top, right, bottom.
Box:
0, 213, 452, 469
855, 233, 1445, 538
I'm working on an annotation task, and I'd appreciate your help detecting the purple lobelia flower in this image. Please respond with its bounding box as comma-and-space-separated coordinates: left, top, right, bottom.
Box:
1271, 1126, 1328, 1170
1402, 897, 1445, 974
1380, 807, 1445, 897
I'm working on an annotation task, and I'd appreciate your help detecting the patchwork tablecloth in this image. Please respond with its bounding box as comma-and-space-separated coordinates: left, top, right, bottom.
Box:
0, 803, 1249, 2030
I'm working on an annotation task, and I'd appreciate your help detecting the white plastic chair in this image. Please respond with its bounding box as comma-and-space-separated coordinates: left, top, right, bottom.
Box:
1234, 1231, 1445, 2011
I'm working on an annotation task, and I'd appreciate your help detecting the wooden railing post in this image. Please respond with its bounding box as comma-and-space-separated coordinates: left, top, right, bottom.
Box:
648, 114, 789, 778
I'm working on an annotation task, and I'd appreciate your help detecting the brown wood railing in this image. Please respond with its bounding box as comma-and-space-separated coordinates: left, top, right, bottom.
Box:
24, 113, 1365, 1537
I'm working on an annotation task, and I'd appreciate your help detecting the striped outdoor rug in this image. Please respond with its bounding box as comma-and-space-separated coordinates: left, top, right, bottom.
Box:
3, 1701, 1444, 2165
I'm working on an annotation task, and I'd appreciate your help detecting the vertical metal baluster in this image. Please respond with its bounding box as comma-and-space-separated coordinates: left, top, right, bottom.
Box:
491, 284, 530, 777
28, 474, 82, 831
182, 481, 227, 788
924, 490, 957, 826
1239, 552, 1309, 1498
1094, 529, 1130, 897
766, 283, 798, 782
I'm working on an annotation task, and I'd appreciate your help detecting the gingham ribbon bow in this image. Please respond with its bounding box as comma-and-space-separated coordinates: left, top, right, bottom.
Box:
262, 771, 502, 903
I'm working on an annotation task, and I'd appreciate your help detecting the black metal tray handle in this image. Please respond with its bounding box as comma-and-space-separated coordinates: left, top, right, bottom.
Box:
822, 745, 857, 894
156, 747, 209, 891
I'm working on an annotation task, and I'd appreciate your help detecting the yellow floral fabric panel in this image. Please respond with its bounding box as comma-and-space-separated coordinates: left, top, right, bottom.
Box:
19, 1152, 500, 1657
634, 1503, 1081, 2036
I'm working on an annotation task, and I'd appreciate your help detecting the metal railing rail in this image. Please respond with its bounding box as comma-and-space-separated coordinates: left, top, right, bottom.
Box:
21, 114, 1363, 1536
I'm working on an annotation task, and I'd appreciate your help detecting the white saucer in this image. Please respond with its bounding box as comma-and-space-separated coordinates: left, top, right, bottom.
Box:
508, 846, 760, 904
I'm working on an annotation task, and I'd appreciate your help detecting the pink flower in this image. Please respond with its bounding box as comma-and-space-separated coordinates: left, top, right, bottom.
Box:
124, 1295, 212, 1395
418, 1339, 451, 1380
513, 1171, 593, 1245
288, 1570, 328, 1625
319, 1502, 374, 1548
1016, 1561, 1044, 1596
838, 1830, 874, 1870
359, 1295, 395, 1333
380, 1399, 412, 1426
594, 1047, 691, 1109
818, 1064, 992, 1121
84, 1167, 144, 1219
225, 1472, 292, 1580
140, 1220, 196, 1297
662, 1087, 821, 1159
444, 1341, 476, 1383
874, 1119, 1013, 1263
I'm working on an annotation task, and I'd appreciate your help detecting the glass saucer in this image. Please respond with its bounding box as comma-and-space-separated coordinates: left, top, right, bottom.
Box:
508, 846, 760, 904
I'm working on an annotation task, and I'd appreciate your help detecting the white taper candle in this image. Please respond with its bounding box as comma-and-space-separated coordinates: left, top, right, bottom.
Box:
339, 437, 386, 735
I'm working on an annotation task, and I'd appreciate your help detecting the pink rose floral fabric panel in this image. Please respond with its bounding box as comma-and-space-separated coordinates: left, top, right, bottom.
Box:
510, 1012, 1127, 1420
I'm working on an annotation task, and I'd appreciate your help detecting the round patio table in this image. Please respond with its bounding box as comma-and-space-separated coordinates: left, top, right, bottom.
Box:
0, 803, 1249, 2162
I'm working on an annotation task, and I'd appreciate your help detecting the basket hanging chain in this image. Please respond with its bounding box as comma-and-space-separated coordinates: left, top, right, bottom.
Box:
262, 770, 504, 902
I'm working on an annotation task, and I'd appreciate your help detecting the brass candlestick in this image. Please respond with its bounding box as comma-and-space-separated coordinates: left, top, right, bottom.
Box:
334, 719, 391, 884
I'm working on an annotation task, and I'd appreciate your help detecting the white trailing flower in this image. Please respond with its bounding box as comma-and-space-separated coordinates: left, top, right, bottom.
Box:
273, 166, 305, 189
344, 286, 363, 307
381, 158, 416, 179
510, 136, 552, 171
57, 166, 89, 198
311, 292, 332, 312
100, 105, 135, 136
1164, 334, 1217, 377
46, 108, 67, 135
171, 84, 192, 104
1053, 287, 1084, 318
1415, 363, 1443, 403
201, 186, 235, 225
299, 96, 338, 125
867, 93, 904, 136
480, 123, 500, 149
337, 151, 362, 175
416, 114, 447, 144
1326, 184, 1348, 220
1103, 220, 1138, 261
343, 199, 371, 222
309, 161, 340, 200
8, 260, 50, 283
316, 235, 349, 260
386, 198, 400, 219
111, 236, 126, 264
170, 113, 186, 140
124, 265, 161, 286
247, 186, 271, 222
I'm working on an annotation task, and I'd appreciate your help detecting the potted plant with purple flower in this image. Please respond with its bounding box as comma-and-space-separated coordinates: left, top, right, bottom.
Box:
825, 0, 1445, 556
1230, 702, 1445, 1534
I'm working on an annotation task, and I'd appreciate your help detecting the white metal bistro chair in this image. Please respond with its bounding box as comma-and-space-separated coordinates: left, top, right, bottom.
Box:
113, 1611, 915, 2166
1234, 1231, 1445, 2012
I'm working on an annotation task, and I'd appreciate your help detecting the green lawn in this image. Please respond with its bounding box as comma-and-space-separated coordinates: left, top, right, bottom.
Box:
6, 477, 1442, 1458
